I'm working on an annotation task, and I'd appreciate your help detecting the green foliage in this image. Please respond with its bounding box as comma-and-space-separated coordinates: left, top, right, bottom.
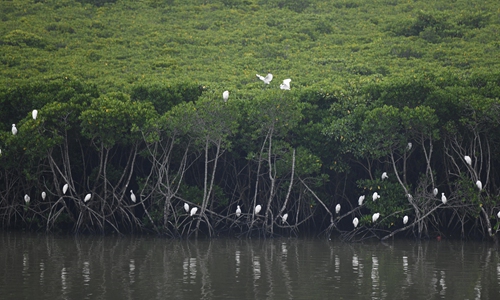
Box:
130, 82, 202, 115
1, 0, 500, 237
357, 178, 408, 227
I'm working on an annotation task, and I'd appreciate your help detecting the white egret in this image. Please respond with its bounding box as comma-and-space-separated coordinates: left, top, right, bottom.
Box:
464, 155, 472, 166
24, 194, 30, 204
32, 109, 38, 120
372, 192, 380, 201
130, 190, 136, 203
41, 191, 46, 200
223, 90, 229, 102
190, 207, 198, 216
184, 202, 190, 213
335, 204, 341, 214
353, 217, 359, 228
403, 215, 409, 225
282, 213, 288, 224
12, 124, 18, 135
433, 188, 438, 197
407, 142, 412, 151
441, 193, 447, 204
62, 183, 69, 195
236, 205, 241, 217
381, 172, 388, 180
372, 213, 380, 223
358, 195, 365, 206
280, 78, 291, 90
476, 180, 482, 191
497, 211, 500, 219
254, 204, 262, 215
256, 73, 273, 84
84, 193, 91, 203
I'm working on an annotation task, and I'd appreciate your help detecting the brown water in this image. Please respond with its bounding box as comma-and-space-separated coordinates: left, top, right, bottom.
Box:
1, 231, 499, 299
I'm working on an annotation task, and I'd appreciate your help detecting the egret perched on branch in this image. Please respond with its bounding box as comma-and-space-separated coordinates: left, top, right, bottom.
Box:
130, 190, 136, 203
256, 73, 273, 84
403, 215, 409, 225
407, 142, 412, 151
381, 172, 388, 180
497, 211, 500, 219
62, 183, 69, 195
280, 78, 291, 90
12, 124, 17, 135
433, 188, 438, 197
41, 191, 46, 200
464, 155, 472, 166
236, 205, 241, 217
353, 217, 359, 228
282, 213, 288, 224
372, 192, 380, 201
84, 193, 91, 203
190, 207, 198, 216
358, 195, 365, 206
24, 194, 30, 204
335, 204, 341, 214
476, 180, 482, 191
441, 193, 447, 204
223, 90, 229, 102
184, 202, 190, 213
32, 109, 38, 120
254, 204, 262, 215
372, 213, 380, 223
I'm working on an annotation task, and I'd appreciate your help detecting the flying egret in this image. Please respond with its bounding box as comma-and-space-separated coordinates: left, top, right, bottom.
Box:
464, 155, 472, 166
256, 73, 273, 84
32, 109, 38, 120
335, 204, 341, 214
223, 90, 229, 102
12, 124, 18, 135
407, 142, 412, 151
381, 172, 388, 180
84, 193, 91, 202
372, 213, 380, 222
236, 205, 241, 217
441, 193, 447, 204
184, 202, 190, 213
24, 194, 30, 204
41, 191, 46, 200
282, 213, 288, 224
433, 188, 438, 197
353, 217, 359, 228
130, 190, 136, 203
62, 183, 69, 195
190, 207, 198, 216
372, 192, 380, 201
403, 215, 409, 225
255, 204, 262, 215
476, 180, 482, 191
280, 78, 291, 90
358, 195, 365, 206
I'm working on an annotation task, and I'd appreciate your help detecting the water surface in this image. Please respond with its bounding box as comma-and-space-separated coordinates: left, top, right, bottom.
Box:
1, 232, 499, 299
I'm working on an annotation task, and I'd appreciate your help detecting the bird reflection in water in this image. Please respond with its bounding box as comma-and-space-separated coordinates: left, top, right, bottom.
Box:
235, 251, 241, 277
82, 261, 90, 285
129, 259, 135, 284
183, 257, 197, 284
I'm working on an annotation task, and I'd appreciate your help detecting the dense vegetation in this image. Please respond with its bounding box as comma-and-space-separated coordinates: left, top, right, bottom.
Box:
1, 0, 500, 240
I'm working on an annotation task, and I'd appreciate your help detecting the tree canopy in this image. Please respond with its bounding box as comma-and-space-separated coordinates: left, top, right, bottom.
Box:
1, 0, 500, 240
